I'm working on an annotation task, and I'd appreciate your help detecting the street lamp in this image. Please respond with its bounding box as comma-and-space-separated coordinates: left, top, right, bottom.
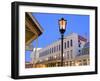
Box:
59, 18, 67, 66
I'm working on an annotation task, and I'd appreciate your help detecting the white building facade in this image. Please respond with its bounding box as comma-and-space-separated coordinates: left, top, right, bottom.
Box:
35, 33, 89, 67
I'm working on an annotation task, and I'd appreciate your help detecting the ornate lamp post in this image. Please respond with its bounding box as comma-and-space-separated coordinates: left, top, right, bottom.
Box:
59, 18, 67, 66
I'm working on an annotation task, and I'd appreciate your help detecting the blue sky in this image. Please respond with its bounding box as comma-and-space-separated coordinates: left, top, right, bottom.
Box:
25, 13, 89, 62
32, 13, 89, 48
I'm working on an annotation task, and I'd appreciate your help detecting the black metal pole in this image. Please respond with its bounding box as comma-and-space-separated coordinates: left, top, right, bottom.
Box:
61, 34, 64, 66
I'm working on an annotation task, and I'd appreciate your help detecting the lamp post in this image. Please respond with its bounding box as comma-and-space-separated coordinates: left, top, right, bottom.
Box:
59, 18, 67, 66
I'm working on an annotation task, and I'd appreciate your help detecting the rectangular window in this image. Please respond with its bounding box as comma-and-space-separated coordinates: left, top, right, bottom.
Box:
54, 46, 56, 52
67, 41, 69, 48
50, 48, 51, 54
52, 48, 53, 53
70, 50, 73, 58
67, 51, 69, 59
57, 45, 58, 52
48, 49, 50, 54
70, 40, 73, 47
64, 42, 66, 49
78, 50, 81, 55
78, 43, 81, 47
55, 47, 56, 52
